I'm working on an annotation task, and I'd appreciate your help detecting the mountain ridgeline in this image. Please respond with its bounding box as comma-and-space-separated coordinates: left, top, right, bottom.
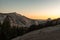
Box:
0, 12, 42, 27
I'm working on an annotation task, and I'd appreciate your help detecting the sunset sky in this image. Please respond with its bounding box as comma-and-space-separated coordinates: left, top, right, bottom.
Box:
0, 0, 60, 19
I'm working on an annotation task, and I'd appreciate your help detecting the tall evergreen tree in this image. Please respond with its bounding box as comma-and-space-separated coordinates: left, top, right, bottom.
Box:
2, 15, 10, 29
1, 15, 11, 40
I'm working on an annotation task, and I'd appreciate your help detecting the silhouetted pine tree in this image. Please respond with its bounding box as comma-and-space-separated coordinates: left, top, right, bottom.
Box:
2, 15, 10, 29
1, 15, 11, 40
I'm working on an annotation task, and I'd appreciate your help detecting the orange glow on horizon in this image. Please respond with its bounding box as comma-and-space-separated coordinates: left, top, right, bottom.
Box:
23, 14, 60, 20
17, 10, 60, 20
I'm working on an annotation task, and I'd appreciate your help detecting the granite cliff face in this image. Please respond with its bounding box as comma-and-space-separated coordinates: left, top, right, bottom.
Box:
0, 12, 45, 27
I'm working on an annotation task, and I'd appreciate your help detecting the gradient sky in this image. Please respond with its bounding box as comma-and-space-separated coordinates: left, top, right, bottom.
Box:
0, 0, 60, 19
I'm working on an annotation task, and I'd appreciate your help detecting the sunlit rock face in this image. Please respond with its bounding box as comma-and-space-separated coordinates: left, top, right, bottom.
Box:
16, 25, 60, 40
0, 12, 45, 27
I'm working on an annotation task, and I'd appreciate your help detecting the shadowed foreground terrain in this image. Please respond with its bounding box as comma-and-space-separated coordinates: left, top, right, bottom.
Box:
12, 25, 60, 40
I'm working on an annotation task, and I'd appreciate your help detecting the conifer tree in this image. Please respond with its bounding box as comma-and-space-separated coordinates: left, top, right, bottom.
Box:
1, 15, 11, 40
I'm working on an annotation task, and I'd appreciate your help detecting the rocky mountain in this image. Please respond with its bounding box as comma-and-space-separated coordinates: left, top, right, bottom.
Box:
12, 25, 60, 40
0, 12, 45, 27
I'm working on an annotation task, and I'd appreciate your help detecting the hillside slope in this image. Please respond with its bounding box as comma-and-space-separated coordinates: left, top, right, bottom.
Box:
12, 25, 60, 40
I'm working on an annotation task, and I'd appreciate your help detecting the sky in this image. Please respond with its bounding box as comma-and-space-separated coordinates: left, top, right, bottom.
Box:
0, 0, 60, 19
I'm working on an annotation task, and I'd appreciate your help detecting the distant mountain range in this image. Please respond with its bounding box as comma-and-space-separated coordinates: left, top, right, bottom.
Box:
0, 12, 46, 27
